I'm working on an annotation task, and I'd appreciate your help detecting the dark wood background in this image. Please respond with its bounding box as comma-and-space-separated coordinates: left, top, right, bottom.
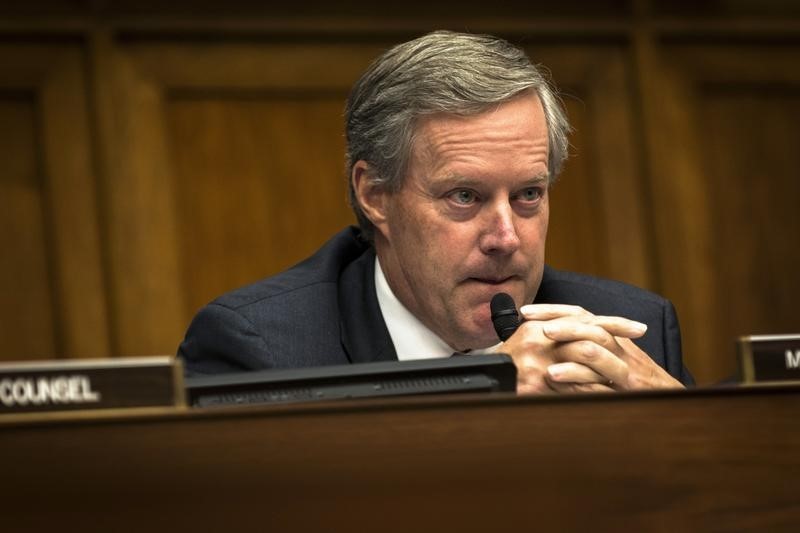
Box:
1, 0, 799, 385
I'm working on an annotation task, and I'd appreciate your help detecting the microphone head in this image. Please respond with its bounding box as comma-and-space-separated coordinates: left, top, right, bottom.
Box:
490, 292, 520, 342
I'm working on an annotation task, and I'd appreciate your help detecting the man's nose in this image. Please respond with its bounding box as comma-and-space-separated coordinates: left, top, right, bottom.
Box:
478, 201, 521, 255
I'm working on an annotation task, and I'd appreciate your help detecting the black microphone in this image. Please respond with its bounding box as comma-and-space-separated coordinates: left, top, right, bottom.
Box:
490, 292, 520, 341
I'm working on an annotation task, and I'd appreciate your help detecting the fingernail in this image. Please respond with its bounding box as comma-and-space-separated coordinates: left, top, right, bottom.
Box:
519, 305, 534, 314
632, 321, 647, 334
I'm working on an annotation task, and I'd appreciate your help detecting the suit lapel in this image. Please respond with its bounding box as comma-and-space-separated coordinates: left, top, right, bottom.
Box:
338, 247, 398, 363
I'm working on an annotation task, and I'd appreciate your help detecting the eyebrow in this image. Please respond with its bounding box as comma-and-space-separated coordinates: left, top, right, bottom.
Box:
528, 173, 551, 185
437, 173, 550, 187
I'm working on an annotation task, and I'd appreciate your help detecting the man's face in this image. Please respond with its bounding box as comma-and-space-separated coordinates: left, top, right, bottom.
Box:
373, 92, 550, 351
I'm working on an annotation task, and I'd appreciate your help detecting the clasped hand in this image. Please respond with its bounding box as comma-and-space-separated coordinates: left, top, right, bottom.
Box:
500, 304, 684, 394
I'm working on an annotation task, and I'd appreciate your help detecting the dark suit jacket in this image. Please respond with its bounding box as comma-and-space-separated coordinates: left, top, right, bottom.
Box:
178, 226, 693, 385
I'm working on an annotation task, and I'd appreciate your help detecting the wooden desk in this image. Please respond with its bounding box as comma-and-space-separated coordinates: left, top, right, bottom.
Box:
1, 385, 798, 532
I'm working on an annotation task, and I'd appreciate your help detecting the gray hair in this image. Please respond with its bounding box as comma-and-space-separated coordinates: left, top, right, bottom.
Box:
345, 30, 571, 242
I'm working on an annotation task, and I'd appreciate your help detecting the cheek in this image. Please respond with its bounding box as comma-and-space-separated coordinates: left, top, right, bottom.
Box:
389, 202, 456, 277
520, 209, 549, 250
540, 198, 550, 238
540, 207, 549, 241
413, 229, 477, 301
399, 205, 467, 257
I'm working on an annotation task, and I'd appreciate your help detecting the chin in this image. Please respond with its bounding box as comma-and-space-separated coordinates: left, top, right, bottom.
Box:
446, 302, 503, 350
463, 322, 501, 351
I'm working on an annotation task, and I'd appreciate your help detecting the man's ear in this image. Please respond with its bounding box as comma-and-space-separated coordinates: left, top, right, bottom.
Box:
352, 160, 391, 238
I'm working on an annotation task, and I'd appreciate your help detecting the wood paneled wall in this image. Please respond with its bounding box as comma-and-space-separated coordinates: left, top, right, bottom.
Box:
0, 44, 109, 360
1, 1, 798, 385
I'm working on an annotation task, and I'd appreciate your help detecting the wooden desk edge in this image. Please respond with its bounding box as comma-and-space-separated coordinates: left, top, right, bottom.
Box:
1, 380, 798, 430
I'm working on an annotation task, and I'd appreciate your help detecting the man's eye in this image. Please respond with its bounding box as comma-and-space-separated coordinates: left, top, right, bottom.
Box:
517, 187, 543, 203
449, 189, 478, 205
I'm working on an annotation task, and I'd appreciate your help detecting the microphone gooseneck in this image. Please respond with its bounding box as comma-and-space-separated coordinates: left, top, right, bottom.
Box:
490, 292, 520, 342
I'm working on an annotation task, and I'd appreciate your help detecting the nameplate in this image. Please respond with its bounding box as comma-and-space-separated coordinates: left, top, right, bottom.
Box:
0, 356, 185, 415
738, 334, 800, 384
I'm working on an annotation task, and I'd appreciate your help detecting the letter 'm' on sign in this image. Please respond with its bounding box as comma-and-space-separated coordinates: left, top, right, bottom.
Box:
786, 349, 800, 369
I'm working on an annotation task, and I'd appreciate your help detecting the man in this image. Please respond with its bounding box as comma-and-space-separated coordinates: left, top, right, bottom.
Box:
178, 30, 693, 392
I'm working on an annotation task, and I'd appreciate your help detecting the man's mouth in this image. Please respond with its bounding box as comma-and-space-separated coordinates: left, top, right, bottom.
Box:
467, 276, 515, 286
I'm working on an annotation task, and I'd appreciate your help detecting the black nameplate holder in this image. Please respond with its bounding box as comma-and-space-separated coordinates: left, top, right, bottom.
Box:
0, 356, 185, 416
738, 334, 800, 384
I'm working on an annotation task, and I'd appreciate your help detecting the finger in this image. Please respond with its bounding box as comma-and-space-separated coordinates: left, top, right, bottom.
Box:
520, 305, 648, 339
562, 341, 629, 385
547, 362, 609, 384
545, 378, 615, 394
512, 353, 550, 394
545, 316, 647, 340
519, 304, 592, 321
592, 316, 647, 338
511, 320, 629, 385
615, 337, 684, 390
541, 320, 619, 346
518, 382, 556, 395
545, 330, 630, 386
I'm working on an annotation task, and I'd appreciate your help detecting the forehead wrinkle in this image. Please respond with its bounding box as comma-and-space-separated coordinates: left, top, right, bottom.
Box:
426, 136, 549, 175
424, 124, 548, 157
429, 125, 543, 146
411, 95, 550, 177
